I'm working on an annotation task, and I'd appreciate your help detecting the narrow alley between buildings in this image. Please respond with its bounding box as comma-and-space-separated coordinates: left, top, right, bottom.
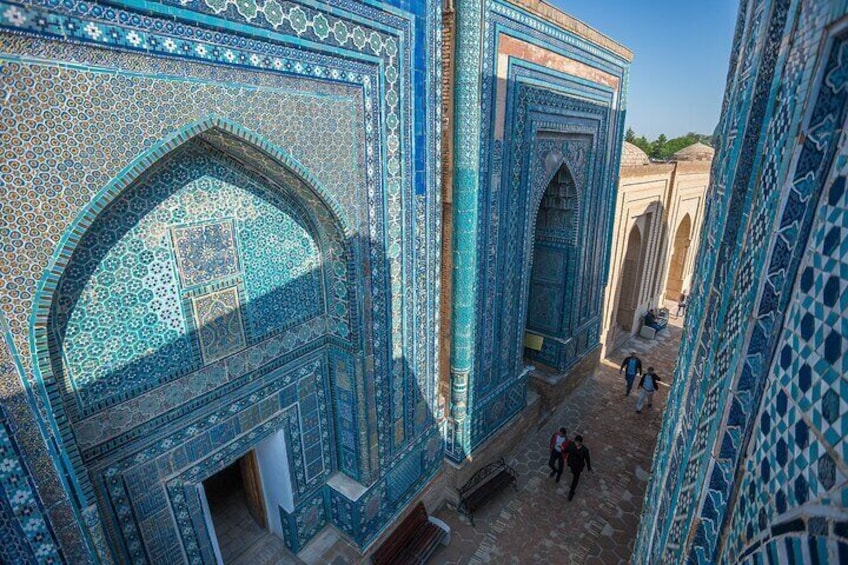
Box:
431, 313, 686, 564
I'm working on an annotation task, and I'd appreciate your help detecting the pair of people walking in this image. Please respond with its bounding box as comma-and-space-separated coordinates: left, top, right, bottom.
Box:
548, 428, 592, 501
619, 352, 661, 413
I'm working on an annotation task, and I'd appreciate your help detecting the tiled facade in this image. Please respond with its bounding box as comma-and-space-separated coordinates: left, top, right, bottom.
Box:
0, 0, 444, 561
635, 0, 848, 562
5, 0, 846, 563
442, 0, 631, 461
0, 0, 633, 562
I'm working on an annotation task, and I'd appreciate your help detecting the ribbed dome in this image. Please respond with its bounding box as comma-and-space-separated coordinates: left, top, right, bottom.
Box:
621, 142, 650, 166
672, 142, 714, 162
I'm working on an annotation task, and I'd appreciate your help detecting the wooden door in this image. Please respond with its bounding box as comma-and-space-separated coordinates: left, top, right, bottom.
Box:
239, 451, 267, 529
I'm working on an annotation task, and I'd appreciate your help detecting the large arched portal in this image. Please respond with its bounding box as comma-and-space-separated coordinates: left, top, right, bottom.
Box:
615, 225, 644, 332
665, 214, 692, 300
37, 125, 361, 562
524, 164, 580, 371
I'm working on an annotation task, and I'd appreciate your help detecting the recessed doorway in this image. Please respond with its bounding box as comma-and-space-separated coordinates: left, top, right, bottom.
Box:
203, 453, 267, 563
201, 445, 292, 565
615, 224, 644, 333
665, 214, 692, 301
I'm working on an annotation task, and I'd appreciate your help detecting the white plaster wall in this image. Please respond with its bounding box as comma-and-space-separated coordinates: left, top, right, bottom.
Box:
601, 160, 711, 357
255, 430, 294, 538
601, 166, 674, 355
662, 169, 709, 301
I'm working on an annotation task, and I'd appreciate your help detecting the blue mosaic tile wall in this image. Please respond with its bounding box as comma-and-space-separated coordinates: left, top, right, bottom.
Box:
634, 1, 848, 562
0, 0, 443, 561
446, 0, 629, 460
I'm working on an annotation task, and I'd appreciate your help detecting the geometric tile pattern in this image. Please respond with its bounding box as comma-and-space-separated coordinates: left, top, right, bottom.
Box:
192, 286, 247, 364
0, 0, 443, 562
55, 143, 327, 414
724, 124, 848, 565
634, 2, 848, 562
445, 0, 628, 460
325, 431, 443, 550
0, 411, 63, 564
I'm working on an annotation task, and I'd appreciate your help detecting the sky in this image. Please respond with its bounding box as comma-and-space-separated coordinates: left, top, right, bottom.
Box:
551, 0, 739, 140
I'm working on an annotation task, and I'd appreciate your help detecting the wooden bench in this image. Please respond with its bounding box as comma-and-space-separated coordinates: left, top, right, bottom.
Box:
457, 457, 518, 526
371, 501, 449, 565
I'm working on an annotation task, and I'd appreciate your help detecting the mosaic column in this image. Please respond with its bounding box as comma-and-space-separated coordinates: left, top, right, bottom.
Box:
447, 0, 484, 461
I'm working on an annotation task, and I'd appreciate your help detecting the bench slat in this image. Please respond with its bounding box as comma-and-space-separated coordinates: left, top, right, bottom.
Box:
393, 523, 442, 564
371, 502, 444, 565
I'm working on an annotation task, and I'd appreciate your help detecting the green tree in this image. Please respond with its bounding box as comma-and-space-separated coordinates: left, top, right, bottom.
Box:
650, 134, 667, 159
625, 129, 713, 161
631, 135, 651, 155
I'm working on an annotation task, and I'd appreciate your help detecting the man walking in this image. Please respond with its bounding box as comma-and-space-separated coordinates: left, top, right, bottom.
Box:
636, 367, 661, 413
619, 352, 642, 396
548, 427, 570, 482
564, 435, 591, 501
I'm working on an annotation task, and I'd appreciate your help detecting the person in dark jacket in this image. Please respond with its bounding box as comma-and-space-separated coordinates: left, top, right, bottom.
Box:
636, 367, 661, 413
564, 434, 591, 501
645, 309, 663, 331
619, 351, 642, 396
548, 427, 570, 482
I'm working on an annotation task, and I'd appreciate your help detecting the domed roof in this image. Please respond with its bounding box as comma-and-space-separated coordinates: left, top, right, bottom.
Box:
621, 142, 650, 166
672, 142, 715, 162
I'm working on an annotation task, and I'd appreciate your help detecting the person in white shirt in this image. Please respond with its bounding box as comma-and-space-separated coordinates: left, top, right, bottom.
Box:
548, 427, 570, 482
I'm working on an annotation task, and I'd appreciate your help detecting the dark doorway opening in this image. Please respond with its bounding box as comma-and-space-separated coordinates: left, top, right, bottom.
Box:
203, 452, 281, 564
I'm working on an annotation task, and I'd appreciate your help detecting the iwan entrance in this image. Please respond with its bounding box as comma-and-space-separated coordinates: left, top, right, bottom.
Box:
200, 432, 294, 564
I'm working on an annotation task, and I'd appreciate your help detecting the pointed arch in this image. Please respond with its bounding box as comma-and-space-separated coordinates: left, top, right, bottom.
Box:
522, 158, 584, 370
535, 164, 581, 244
29, 116, 355, 507
665, 214, 693, 299
616, 224, 644, 332
529, 156, 583, 243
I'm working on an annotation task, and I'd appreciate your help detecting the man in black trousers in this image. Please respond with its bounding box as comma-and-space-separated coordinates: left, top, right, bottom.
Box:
565, 434, 592, 501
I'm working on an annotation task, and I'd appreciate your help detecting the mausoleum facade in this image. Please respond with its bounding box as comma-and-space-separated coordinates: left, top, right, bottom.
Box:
6, 0, 843, 562
602, 141, 712, 352
0, 0, 630, 562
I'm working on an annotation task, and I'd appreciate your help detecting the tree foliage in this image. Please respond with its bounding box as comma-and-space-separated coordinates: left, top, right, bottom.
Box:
625, 130, 712, 161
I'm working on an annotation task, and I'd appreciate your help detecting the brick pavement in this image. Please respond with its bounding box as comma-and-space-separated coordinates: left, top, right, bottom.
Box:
431, 314, 684, 564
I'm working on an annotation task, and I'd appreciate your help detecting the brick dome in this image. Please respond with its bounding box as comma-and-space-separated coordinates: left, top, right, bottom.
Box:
621, 142, 650, 166
672, 142, 715, 162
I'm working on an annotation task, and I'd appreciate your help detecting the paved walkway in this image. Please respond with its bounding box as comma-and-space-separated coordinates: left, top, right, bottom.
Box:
431, 313, 684, 564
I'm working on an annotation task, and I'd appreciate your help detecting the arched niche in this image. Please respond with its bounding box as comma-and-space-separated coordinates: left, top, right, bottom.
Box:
31, 118, 358, 513
616, 224, 643, 332
666, 214, 692, 299
524, 162, 582, 369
